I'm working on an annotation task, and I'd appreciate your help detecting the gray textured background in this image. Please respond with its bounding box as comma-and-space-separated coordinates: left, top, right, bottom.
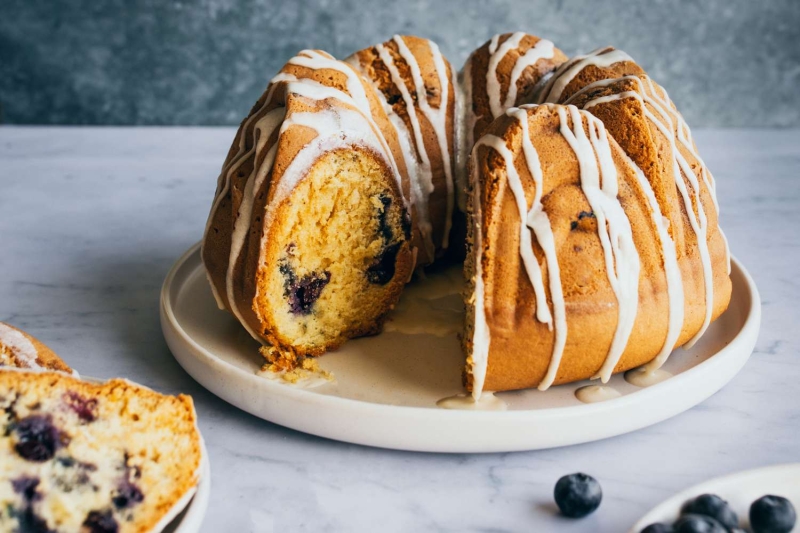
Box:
2, 0, 798, 127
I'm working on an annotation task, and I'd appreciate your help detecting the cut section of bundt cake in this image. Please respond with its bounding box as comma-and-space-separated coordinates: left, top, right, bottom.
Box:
464, 43, 731, 397
346, 35, 458, 264
202, 50, 415, 360
0, 322, 73, 374
0, 370, 202, 533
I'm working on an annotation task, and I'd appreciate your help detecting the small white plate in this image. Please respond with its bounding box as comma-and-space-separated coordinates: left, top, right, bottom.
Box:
630, 464, 800, 532
84, 377, 211, 532
160, 243, 760, 453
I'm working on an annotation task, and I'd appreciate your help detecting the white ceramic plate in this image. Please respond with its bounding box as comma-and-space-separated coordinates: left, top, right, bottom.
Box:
160, 243, 760, 453
84, 377, 211, 532
630, 464, 800, 532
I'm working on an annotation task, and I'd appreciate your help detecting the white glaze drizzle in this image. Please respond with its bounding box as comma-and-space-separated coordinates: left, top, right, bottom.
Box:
565, 73, 724, 358
538, 47, 634, 104
368, 36, 455, 252
0, 323, 40, 369
348, 56, 434, 260
565, 78, 686, 369
556, 105, 641, 383
511, 106, 568, 391
469, 108, 568, 396
486, 33, 556, 118
624, 154, 685, 372
202, 80, 284, 309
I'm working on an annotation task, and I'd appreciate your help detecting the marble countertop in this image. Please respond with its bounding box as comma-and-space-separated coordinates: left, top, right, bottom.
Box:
1, 127, 797, 532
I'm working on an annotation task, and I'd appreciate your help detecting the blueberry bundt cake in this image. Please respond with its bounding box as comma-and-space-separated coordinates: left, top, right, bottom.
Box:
201, 32, 732, 396
0, 322, 73, 375
0, 370, 202, 533
463, 38, 731, 397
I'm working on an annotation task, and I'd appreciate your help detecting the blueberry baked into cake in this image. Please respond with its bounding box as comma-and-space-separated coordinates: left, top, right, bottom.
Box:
0, 370, 202, 533
201, 32, 732, 396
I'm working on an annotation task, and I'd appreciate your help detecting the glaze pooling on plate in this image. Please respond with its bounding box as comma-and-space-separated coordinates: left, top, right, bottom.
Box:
436, 392, 508, 411
625, 367, 673, 388
575, 385, 622, 404
383, 265, 464, 337
161, 245, 759, 452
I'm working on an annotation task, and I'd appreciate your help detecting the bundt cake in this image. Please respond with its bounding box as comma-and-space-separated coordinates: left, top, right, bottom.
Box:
202, 49, 416, 359
201, 32, 732, 398
0, 370, 203, 533
464, 42, 731, 397
0, 322, 73, 375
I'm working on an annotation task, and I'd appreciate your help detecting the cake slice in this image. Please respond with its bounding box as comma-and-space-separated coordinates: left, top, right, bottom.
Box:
0, 322, 73, 375
0, 370, 202, 533
202, 50, 415, 360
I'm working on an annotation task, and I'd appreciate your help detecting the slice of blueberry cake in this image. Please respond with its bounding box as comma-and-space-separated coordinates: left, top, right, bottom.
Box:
0, 370, 202, 533
0, 322, 74, 375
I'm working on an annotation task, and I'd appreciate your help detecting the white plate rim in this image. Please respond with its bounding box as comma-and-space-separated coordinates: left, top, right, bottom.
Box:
160, 242, 761, 453
629, 463, 800, 532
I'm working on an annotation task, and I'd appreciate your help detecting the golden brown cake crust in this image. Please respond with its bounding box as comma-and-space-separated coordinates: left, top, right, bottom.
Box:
0, 322, 72, 374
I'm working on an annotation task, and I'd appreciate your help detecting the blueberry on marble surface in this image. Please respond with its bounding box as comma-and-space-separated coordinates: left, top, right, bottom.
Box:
82, 510, 119, 533
749, 495, 796, 533
641, 523, 675, 533
673, 513, 727, 533
13, 415, 61, 462
553, 473, 602, 518
682, 494, 739, 529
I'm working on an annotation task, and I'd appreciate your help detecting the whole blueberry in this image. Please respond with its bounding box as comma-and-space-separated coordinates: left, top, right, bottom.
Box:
641, 523, 674, 533
553, 473, 602, 518
682, 494, 739, 529
749, 495, 796, 533
674, 514, 728, 533
13, 415, 61, 462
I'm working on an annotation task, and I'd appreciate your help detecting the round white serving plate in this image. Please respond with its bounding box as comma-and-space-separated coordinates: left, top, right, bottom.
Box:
630, 463, 800, 532
84, 377, 211, 532
160, 243, 760, 453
